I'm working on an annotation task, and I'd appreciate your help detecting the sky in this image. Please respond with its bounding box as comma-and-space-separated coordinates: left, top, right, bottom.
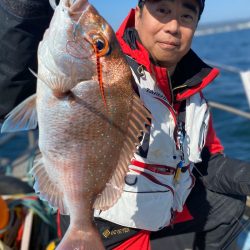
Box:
89, 0, 250, 30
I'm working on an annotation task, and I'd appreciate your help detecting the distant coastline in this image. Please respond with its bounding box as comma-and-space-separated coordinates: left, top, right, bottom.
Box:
195, 19, 250, 36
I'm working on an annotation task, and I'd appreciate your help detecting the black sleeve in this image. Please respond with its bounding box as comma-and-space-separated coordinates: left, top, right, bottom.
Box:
194, 147, 250, 196
0, 0, 53, 121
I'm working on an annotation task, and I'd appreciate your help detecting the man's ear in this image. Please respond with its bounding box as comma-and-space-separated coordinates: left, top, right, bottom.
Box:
134, 6, 141, 30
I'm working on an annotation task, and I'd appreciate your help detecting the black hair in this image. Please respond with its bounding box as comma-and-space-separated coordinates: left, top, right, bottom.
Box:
138, 0, 205, 20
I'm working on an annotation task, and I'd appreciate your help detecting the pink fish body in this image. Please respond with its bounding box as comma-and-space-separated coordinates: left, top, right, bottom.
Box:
1, 0, 150, 249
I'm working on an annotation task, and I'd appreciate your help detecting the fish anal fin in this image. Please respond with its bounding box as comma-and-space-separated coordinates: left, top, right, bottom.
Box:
30, 155, 69, 215
1, 94, 37, 133
93, 93, 151, 210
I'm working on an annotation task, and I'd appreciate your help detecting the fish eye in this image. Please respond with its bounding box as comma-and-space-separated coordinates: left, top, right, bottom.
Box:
95, 39, 105, 51
91, 34, 110, 57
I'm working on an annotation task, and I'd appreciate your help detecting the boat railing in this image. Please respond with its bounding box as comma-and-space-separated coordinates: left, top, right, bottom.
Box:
205, 60, 250, 119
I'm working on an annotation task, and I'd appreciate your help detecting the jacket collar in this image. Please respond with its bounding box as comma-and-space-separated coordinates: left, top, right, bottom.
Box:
116, 9, 152, 72
116, 9, 220, 101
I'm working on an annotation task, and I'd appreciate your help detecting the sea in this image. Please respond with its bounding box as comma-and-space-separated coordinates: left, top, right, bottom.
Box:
192, 27, 250, 249
193, 28, 250, 162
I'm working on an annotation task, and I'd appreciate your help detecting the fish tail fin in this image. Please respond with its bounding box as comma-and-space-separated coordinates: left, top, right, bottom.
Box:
56, 225, 105, 250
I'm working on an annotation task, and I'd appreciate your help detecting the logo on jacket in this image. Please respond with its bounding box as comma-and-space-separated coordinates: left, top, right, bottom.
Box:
145, 88, 170, 104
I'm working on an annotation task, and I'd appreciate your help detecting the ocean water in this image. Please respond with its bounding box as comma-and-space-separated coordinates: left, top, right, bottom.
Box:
192, 29, 250, 161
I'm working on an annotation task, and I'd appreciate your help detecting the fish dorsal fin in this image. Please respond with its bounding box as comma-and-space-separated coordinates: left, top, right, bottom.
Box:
1, 94, 37, 133
30, 154, 69, 215
93, 94, 151, 210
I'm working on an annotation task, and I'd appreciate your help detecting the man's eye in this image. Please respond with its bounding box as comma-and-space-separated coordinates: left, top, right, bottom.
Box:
156, 8, 170, 15
181, 14, 194, 23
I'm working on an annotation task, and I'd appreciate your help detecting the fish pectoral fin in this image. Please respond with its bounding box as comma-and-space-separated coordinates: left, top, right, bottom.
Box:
93, 94, 152, 211
1, 94, 38, 133
30, 68, 76, 95
30, 154, 69, 215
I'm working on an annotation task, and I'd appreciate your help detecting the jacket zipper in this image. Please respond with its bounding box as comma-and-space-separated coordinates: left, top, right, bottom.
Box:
167, 70, 174, 106
166, 70, 179, 122
172, 84, 187, 92
167, 70, 187, 107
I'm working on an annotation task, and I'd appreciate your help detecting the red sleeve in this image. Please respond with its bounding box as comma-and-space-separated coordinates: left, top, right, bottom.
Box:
205, 115, 224, 154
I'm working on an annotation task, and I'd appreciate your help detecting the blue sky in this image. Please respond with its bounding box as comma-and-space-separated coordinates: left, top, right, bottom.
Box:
89, 0, 250, 30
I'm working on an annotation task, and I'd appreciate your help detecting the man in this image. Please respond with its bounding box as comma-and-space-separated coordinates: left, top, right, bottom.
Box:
91, 0, 250, 249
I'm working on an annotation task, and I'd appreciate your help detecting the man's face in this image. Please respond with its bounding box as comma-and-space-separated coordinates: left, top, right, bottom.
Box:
135, 0, 199, 70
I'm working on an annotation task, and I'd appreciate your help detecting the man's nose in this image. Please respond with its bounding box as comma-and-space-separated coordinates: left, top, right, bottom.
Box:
163, 18, 180, 35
